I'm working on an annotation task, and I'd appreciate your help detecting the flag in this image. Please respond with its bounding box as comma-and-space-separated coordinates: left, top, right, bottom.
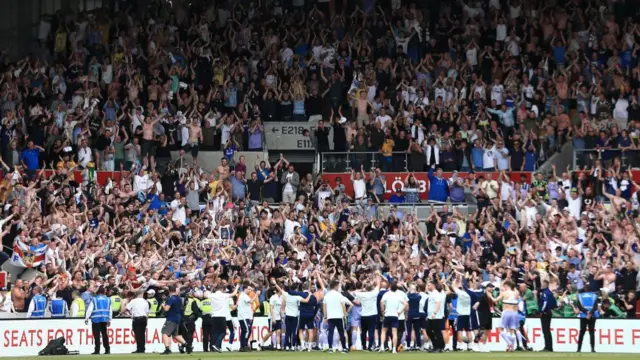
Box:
11, 240, 46, 268
248, 290, 260, 312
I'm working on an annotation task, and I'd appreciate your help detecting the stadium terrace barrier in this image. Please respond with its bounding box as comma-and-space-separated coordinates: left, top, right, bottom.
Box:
323, 171, 533, 201
1, 317, 640, 355
573, 148, 640, 170
3, 170, 531, 191
8, 170, 640, 200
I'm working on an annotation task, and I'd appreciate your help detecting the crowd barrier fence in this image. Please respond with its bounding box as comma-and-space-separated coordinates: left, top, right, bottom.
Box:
0, 317, 639, 355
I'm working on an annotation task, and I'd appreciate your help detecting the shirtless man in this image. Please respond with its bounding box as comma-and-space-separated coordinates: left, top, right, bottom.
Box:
216, 158, 230, 180
141, 116, 161, 169
554, 72, 568, 101
11, 279, 26, 312
602, 183, 627, 209
351, 91, 371, 128
258, 208, 272, 231
595, 264, 617, 295
148, 78, 160, 103
489, 280, 520, 352
287, 270, 326, 351
183, 120, 203, 166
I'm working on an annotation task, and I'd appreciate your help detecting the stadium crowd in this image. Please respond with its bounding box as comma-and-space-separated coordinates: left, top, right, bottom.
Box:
0, 0, 640, 355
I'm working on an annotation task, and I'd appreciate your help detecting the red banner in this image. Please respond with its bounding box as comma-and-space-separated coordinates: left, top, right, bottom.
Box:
322, 171, 533, 201
2, 170, 125, 186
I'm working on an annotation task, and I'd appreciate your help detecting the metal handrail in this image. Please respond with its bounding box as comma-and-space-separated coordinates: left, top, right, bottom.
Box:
320, 151, 410, 172
572, 148, 640, 169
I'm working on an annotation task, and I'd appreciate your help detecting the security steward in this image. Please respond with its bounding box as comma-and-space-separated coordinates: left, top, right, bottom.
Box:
50, 296, 68, 318
85, 286, 112, 355
147, 289, 159, 317
201, 291, 214, 352
109, 287, 122, 316
126, 291, 150, 353
179, 290, 202, 354
27, 286, 47, 318
539, 280, 557, 352
71, 291, 86, 317
576, 285, 599, 353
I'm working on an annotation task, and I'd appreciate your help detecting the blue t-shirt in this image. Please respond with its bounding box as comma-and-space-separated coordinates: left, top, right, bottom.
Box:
22, 148, 41, 170
621, 50, 632, 68
524, 151, 537, 171
147, 194, 168, 214
165, 295, 183, 323
224, 145, 237, 160
471, 147, 484, 168
553, 45, 567, 65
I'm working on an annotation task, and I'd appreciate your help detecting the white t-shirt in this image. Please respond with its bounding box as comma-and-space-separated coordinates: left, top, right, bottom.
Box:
496, 24, 507, 41
500, 181, 514, 202
524, 205, 538, 227
134, 174, 150, 193
237, 293, 253, 320
507, 36, 521, 56
495, 147, 509, 170
434, 86, 446, 101
419, 292, 428, 314
376, 114, 392, 127
284, 219, 301, 241
269, 294, 283, 321
126, 297, 150, 318
427, 290, 445, 319
324, 290, 352, 319
354, 289, 379, 317
284, 172, 295, 193
284, 293, 303, 317
395, 36, 410, 53
280, 47, 293, 64
381, 291, 404, 317
210, 291, 233, 317
481, 179, 499, 199
521, 84, 534, 101
491, 84, 504, 105
221, 124, 232, 145
567, 195, 582, 220
396, 290, 409, 320
454, 289, 472, 316
483, 145, 496, 169
466, 48, 478, 66
172, 205, 186, 225
77, 147, 92, 167
353, 179, 366, 199
0, 294, 13, 312
317, 189, 332, 208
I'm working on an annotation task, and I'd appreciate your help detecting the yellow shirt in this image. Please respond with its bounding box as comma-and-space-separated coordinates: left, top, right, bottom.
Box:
57, 160, 77, 170
113, 52, 125, 63
209, 180, 221, 197
55, 31, 67, 53
99, 24, 110, 45
381, 139, 395, 156
214, 68, 225, 85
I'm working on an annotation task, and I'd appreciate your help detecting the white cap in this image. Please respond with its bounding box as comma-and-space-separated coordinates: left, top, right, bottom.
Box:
147, 289, 156, 296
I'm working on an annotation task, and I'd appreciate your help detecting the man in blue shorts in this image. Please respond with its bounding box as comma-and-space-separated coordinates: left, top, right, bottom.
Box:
160, 285, 187, 355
